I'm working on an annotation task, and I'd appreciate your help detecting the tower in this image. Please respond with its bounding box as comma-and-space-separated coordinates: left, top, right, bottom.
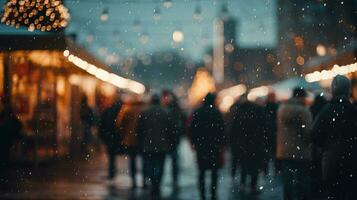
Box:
212, 3, 239, 85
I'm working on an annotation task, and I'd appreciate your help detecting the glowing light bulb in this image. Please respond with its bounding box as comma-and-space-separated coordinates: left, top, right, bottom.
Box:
63, 50, 70, 57
193, 5, 203, 21
172, 30, 184, 43
100, 8, 109, 22
316, 44, 326, 56
163, 0, 173, 9
153, 7, 161, 21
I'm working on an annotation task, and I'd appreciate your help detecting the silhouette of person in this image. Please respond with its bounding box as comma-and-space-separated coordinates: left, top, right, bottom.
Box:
312, 75, 357, 199
190, 93, 225, 200
161, 90, 185, 190
0, 103, 22, 168
137, 94, 173, 199
98, 101, 122, 179
80, 96, 95, 154
230, 96, 266, 192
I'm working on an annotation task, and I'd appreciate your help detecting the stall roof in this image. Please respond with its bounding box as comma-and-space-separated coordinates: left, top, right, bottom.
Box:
0, 34, 111, 72
0, 34, 69, 51
0, 34, 146, 94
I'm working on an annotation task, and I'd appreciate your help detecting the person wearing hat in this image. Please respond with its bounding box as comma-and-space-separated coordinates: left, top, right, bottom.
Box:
276, 87, 313, 200
312, 75, 357, 199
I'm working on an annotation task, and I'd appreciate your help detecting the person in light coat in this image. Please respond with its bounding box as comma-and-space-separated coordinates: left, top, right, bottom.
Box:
276, 87, 313, 200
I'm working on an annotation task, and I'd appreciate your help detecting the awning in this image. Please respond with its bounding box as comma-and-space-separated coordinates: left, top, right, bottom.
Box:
0, 34, 111, 71
0, 34, 145, 94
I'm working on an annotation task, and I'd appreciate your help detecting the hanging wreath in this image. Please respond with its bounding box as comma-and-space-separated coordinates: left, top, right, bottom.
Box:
1, 0, 70, 32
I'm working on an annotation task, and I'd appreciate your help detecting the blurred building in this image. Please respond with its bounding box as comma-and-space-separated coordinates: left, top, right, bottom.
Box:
276, 0, 357, 78
208, 4, 277, 88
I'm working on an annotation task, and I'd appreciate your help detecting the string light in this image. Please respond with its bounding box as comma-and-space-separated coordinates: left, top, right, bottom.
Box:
218, 84, 247, 112
100, 8, 109, 22
172, 30, 184, 43
193, 5, 203, 22
1, 0, 70, 32
247, 86, 269, 101
64, 50, 145, 94
220, 3, 229, 19
132, 18, 141, 32
316, 44, 327, 56
153, 7, 161, 21
305, 62, 357, 83
139, 32, 149, 45
163, 0, 173, 9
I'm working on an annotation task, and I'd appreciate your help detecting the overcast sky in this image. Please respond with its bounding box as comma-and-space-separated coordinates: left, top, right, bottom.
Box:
0, 0, 277, 62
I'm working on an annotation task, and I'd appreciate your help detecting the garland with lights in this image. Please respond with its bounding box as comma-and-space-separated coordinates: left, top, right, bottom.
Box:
1, 0, 70, 32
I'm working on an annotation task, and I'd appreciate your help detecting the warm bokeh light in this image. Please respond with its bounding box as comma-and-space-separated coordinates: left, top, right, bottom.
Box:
218, 84, 247, 112
316, 44, 326, 56
247, 85, 269, 101
296, 56, 305, 66
1, 0, 70, 32
188, 68, 216, 107
100, 8, 109, 22
224, 43, 234, 53
64, 50, 145, 94
172, 30, 184, 43
305, 62, 357, 83
63, 50, 69, 57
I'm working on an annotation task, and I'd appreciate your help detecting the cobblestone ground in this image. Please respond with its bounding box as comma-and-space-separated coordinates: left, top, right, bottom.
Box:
0, 140, 283, 200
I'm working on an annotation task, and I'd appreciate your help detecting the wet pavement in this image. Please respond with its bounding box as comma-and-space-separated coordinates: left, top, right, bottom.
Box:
0, 140, 283, 200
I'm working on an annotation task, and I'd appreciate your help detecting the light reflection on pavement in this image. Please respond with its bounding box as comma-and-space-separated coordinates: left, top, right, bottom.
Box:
0, 139, 282, 200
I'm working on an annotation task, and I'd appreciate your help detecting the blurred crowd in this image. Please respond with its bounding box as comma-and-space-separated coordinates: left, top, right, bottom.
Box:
1, 75, 357, 200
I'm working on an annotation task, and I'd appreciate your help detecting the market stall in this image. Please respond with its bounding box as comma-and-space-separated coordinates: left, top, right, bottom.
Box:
0, 34, 145, 164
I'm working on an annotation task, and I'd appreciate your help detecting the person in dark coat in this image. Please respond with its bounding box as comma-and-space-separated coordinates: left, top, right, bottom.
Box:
310, 94, 328, 119
190, 93, 225, 200
309, 93, 328, 198
0, 104, 22, 168
264, 92, 279, 175
229, 99, 242, 181
230, 97, 266, 192
99, 101, 122, 180
312, 75, 357, 200
80, 96, 95, 154
161, 90, 185, 190
137, 94, 173, 198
